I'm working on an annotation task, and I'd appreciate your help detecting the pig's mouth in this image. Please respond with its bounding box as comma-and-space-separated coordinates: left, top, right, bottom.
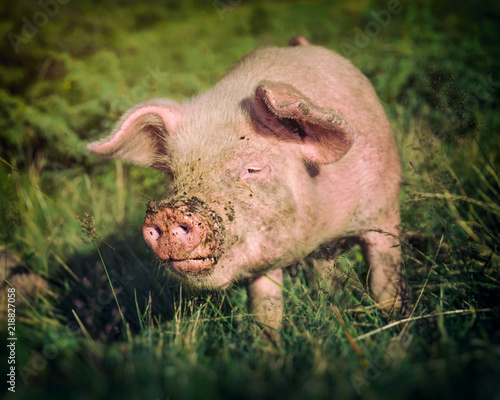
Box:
167, 255, 220, 277
165, 253, 236, 290
143, 198, 226, 278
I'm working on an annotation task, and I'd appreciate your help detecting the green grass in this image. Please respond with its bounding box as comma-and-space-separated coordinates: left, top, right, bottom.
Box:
1, 1, 500, 399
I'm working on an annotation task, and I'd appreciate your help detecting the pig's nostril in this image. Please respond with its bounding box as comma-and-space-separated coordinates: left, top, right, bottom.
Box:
172, 224, 191, 237
143, 224, 162, 249
149, 226, 161, 236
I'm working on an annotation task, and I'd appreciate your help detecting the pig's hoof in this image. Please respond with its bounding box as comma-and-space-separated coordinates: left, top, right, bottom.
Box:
377, 296, 410, 320
257, 325, 282, 347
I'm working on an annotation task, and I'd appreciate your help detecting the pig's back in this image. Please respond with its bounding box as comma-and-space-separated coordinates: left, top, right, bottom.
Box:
208, 45, 393, 143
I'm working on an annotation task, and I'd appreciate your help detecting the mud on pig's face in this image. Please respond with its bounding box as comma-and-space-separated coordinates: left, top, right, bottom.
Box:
142, 131, 304, 290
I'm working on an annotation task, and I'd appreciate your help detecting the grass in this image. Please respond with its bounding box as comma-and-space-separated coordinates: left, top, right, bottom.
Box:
1, 1, 499, 399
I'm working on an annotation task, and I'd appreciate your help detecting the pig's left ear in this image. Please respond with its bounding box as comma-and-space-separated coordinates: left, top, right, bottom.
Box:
87, 99, 182, 170
253, 81, 355, 164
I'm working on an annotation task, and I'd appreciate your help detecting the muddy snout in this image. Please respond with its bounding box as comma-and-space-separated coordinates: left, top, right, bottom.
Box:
142, 200, 224, 276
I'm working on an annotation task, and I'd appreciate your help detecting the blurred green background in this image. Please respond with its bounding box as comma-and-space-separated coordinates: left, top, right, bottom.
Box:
1, 0, 498, 171
1, 1, 499, 399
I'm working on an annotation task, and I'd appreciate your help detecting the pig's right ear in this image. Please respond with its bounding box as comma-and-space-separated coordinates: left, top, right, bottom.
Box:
253, 82, 355, 164
87, 99, 182, 170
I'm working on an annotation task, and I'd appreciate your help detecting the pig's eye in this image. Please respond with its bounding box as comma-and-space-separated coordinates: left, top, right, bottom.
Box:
239, 164, 270, 182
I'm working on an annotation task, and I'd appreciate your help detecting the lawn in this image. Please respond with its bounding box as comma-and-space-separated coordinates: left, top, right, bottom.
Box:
1, 0, 499, 399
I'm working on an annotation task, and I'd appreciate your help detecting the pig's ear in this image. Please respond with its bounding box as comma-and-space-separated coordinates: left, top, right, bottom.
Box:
87, 99, 182, 170
254, 81, 355, 164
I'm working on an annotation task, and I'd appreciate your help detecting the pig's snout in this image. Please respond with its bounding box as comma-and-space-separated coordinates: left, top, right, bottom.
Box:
142, 202, 223, 276
143, 209, 203, 258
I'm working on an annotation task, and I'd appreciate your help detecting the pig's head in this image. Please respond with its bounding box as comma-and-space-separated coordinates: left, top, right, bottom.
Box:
87, 82, 355, 290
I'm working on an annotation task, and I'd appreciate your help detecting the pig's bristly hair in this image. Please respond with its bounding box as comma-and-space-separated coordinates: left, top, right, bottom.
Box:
164, 100, 248, 176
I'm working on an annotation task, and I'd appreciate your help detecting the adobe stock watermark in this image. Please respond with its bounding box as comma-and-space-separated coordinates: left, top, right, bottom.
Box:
350, 340, 404, 396
213, 0, 243, 22
17, 325, 74, 387
110, 65, 170, 113
427, 67, 500, 141
7, 0, 70, 54
83, 64, 171, 141
18, 264, 136, 386
6, 288, 17, 393
340, 0, 410, 58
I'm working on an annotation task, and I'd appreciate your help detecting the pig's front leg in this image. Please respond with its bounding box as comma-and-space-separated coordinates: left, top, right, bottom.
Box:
360, 230, 408, 317
246, 268, 284, 337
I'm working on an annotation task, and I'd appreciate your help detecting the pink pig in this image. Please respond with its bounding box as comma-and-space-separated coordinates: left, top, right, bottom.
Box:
88, 38, 407, 333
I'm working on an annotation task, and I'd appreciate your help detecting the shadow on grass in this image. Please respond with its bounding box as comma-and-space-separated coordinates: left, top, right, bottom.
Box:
56, 229, 181, 341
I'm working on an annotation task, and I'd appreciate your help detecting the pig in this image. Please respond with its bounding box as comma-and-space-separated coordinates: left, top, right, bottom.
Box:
87, 38, 407, 334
